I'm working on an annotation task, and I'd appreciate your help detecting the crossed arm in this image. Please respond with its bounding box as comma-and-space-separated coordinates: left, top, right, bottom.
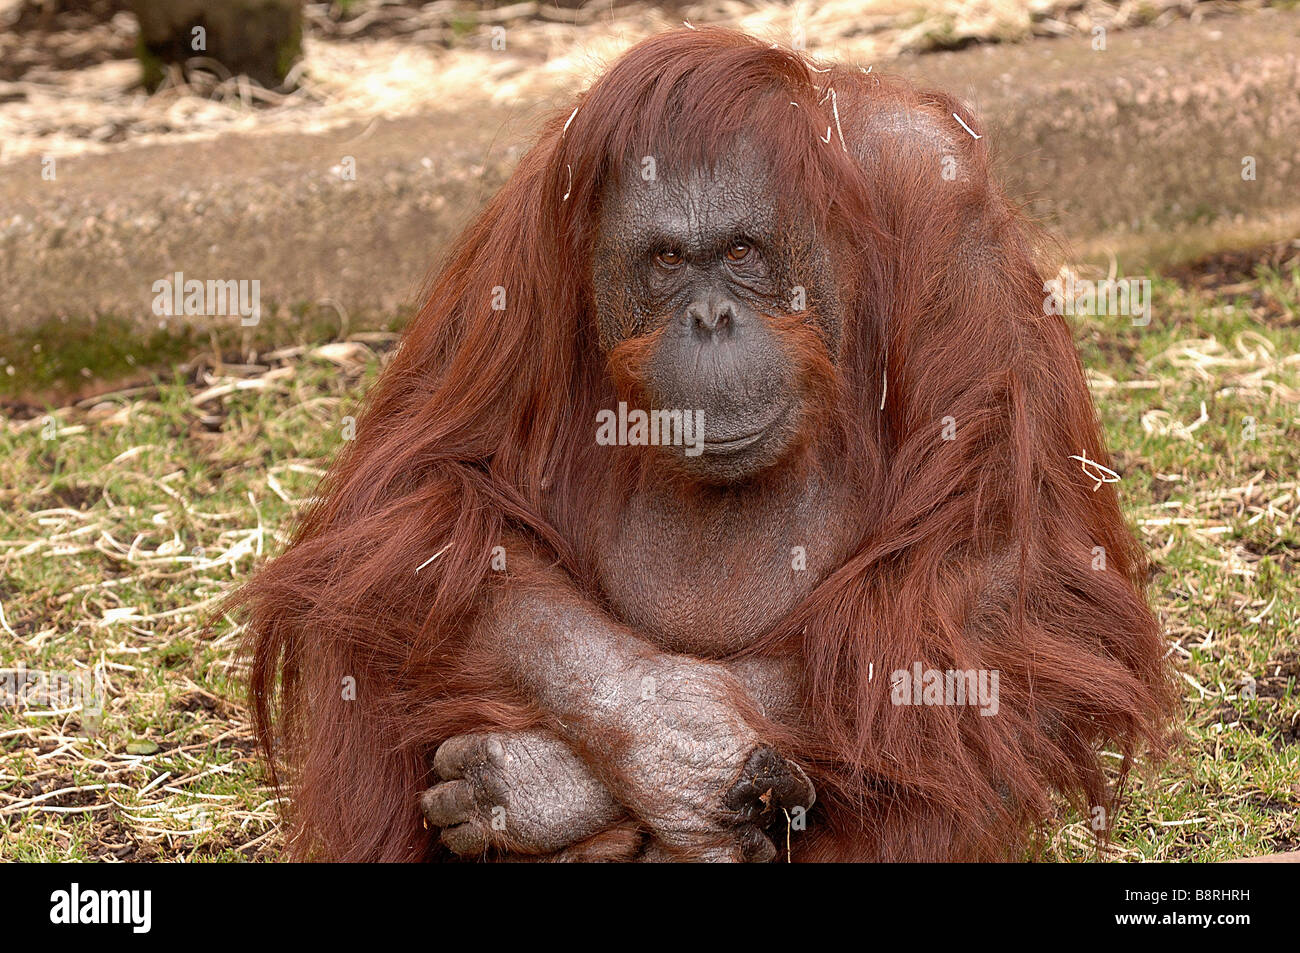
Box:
418, 561, 812, 862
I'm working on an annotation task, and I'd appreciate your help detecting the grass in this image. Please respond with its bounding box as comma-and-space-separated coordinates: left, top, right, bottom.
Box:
1, 251, 1297, 862
0, 304, 404, 402
0, 337, 387, 860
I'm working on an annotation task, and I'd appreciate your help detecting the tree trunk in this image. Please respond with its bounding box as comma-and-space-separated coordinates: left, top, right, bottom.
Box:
131, 0, 303, 91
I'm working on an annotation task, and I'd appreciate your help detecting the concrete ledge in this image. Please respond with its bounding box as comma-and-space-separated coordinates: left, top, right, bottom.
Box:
1, 104, 534, 334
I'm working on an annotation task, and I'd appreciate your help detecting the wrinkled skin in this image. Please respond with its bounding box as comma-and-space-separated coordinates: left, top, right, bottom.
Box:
420, 729, 626, 858
593, 150, 841, 483
421, 151, 853, 861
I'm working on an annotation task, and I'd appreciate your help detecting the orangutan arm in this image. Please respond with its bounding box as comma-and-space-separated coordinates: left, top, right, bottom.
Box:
420, 654, 804, 860
424, 563, 811, 861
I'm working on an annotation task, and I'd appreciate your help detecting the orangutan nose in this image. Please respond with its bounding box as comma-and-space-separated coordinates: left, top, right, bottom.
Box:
687, 294, 737, 336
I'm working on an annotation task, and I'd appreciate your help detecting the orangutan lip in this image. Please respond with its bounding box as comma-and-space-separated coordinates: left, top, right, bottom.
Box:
702, 430, 765, 453
701, 403, 791, 454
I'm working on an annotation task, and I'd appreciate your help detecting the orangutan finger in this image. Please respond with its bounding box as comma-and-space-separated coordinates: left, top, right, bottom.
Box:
420, 780, 475, 827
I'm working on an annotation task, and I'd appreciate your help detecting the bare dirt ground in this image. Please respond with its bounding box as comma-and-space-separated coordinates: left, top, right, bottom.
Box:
3, 0, 1297, 361
3, 1, 1275, 161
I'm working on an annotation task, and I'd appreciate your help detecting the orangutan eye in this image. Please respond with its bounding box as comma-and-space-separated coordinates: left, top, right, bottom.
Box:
655, 248, 683, 268
725, 241, 751, 262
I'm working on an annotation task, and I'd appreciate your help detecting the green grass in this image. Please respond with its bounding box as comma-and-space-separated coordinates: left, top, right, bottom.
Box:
0, 303, 403, 401
1, 258, 1297, 861
1048, 261, 1300, 860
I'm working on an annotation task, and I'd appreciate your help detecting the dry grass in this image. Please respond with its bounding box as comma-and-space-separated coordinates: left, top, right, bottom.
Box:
0, 335, 393, 860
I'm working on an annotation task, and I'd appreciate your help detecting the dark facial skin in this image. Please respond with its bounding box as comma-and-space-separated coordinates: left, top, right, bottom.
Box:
592, 151, 839, 482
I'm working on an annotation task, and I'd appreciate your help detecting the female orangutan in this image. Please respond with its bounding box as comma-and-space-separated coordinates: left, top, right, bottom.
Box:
232, 27, 1174, 862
